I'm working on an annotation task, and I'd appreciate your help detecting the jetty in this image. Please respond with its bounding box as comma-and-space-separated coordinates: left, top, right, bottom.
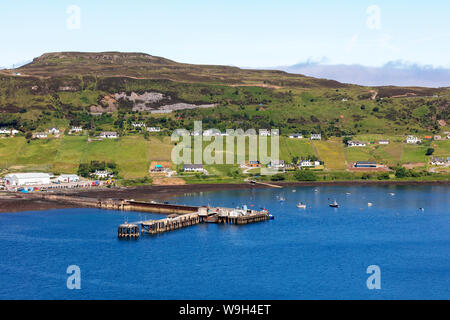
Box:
249, 180, 283, 189
118, 203, 271, 238
28, 194, 272, 238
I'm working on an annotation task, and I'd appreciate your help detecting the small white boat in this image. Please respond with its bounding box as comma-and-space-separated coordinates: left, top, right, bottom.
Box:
389, 193, 395, 196
297, 202, 306, 209
346, 192, 351, 195
329, 200, 339, 208
368, 202, 373, 207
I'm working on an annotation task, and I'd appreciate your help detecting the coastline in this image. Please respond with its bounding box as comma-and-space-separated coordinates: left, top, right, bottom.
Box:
1, 179, 448, 213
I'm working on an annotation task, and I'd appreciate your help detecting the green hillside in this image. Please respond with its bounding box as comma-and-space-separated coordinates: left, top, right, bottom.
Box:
0, 52, 449, 183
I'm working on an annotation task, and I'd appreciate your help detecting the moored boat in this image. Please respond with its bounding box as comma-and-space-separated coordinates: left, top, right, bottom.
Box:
329, 200, 339, 208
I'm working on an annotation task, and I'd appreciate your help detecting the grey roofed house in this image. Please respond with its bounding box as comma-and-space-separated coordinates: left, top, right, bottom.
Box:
182, 164, 204, 171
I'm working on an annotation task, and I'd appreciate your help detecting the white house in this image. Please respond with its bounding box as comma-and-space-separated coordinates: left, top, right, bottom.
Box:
100, 131, 118, 139
182, 164, 204, 172
203, 129, 221, 136
92, 170, 113, 179
447, 134, 450, 140
259, 129, 271, 137
310, 133, 322, 140
431, 157, 445, 166
289, 134, 303, 139
147, 127, 161, 132
4, 173, 51, 186
132, 122, 145, 128
378, 140, 389, 145
57, 174, 80, 183
0, 128, 19, 135
34, 132, 48, 139
71, 126, 83, 133
299, 160, 321, 168
434, 135, 442, 141
270, 160, 285, 168
347, 140, 367, 147
48, 128, 60, 135
406, 135, 421, 144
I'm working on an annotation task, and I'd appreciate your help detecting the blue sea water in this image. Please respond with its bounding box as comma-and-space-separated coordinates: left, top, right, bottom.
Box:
0, 185, 449, 300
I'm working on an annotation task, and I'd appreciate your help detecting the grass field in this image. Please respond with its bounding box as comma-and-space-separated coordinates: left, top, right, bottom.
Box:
312, 139, 347, 170
0, 134, 449, 179
401, 144, 429, 163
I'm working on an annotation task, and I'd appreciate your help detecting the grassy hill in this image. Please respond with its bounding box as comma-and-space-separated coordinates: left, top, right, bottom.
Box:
0, 52, 448, 136
0, 52, 449, 181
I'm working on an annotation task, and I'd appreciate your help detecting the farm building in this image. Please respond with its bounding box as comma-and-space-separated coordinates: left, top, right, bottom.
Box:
4, 173, 51, 186
100, 132, 118, 139
92, 170, 113, 179
57, 174, 80, 183
71, 126, 83, 133
347, 141, 367, 147
269, 160, 285, 169
299, 160, 320, 168
248, 160, 261, 168
182, 164, 204, 172
289, 134, 303, 139
354, 161, 377, 168
48, 128, 60, 134
259, 129, 271, 136
147, 127, 161, 132
310, 133, 322, 140
0, 128, 19, 135
406, 135, 420, 144
378, 140, 389, 145
431, 157, 445, 166
34, 132, 48, 139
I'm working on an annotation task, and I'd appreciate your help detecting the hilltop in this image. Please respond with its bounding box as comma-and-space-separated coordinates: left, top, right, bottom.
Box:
4, 51, 348, 88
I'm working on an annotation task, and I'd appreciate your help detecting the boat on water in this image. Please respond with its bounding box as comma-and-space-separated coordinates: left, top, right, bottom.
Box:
329, 200, 339, 208
368, 202, 373, 207
297, 202, 307, 209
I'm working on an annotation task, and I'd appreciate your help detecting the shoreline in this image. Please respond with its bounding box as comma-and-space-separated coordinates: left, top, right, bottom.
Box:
1, 179, 449, 213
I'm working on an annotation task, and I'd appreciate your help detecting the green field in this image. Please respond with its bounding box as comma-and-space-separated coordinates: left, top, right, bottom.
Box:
1, 134, 449, 180
312, 139, 347, 170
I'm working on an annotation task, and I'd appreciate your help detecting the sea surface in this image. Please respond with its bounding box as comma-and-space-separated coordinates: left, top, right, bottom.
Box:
0, 185, 449, 300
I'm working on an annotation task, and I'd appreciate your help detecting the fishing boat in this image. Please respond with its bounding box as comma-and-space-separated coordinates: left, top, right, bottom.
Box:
329, 200, 339, 208
297, 202, 307, 209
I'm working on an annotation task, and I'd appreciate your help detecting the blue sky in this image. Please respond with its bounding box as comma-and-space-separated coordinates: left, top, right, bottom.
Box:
1, 0, 449, 68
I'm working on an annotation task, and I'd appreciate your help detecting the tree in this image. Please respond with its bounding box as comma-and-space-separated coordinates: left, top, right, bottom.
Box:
395, 167, 408, 178
343, 136, 352, 145
425, 148, 434, 156
270, 173, 285, 181
377, 172, 390, 180
294, 170, 317, 181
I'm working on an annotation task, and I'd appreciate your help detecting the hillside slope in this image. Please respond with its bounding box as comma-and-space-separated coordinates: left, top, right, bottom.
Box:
0, 52, 449, 137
